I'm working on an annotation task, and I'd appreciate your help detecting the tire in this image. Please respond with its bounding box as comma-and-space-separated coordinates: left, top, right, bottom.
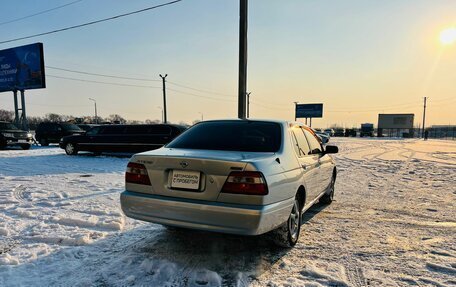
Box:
271, 197, 301, 248
65, 143, 78, 155
20, 144, 31, 150
39, 138, 49, 146
320, 175, 335, 204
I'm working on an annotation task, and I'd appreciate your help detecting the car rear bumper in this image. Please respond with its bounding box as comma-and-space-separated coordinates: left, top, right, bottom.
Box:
120, 191, 294, 236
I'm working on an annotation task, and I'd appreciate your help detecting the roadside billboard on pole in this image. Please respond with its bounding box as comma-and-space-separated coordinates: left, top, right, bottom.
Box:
378, 114, 414, 129
0, 43, 45, 93
295, 103, 323, 118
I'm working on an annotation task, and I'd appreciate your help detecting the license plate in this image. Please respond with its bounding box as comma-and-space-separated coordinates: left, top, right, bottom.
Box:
171, 170, 201, 190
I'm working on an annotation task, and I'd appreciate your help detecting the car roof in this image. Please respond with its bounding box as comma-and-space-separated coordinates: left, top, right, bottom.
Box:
195, 118, 310, 129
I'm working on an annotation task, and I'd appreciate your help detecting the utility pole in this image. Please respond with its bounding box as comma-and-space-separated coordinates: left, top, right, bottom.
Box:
246, 92, 251, 118
238, 0, 248, 119
160, 74, 168, 123
89, 98, 98, 124
293, 101, 298, 121
198, 112, 204, 121
157, 106, 163, 123
422, 97, 427, 138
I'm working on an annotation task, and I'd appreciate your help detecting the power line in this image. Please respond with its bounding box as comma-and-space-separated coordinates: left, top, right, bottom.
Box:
0, 0, 84, 26
47, 74, 161, 88
0, 0, 183, 45
44, 66, 454, 112
28, 103, 91, 108
167, 88, 236, 102
167, 81, 236, 97
46, 66, 161, 82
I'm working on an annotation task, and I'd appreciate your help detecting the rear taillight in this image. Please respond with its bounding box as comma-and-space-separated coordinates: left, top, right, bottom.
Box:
125, 162, 151, 185
221, 171, 268, 195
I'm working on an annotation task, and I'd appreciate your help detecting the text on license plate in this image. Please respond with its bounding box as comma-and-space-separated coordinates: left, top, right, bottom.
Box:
171, 170, 201, 190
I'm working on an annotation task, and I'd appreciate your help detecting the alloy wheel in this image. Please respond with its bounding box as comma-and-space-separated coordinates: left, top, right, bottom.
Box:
288, 199, 300, 241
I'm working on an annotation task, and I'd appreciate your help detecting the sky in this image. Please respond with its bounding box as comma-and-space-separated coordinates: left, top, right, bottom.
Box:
0, 0, 455, 128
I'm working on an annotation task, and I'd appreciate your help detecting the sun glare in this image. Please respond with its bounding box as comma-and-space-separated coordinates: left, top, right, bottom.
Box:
440, 27, 456, 45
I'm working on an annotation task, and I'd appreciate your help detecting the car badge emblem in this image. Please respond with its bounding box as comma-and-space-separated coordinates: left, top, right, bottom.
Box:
180, 161, 188, 168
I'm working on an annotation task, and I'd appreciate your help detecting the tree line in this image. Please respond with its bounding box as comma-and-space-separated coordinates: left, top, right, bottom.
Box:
0, 109, 193, 130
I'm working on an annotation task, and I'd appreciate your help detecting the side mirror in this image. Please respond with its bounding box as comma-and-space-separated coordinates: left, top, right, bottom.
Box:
325, 145, 338, 154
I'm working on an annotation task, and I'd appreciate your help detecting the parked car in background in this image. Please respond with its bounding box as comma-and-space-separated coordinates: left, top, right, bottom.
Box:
344, 128, 357, 137
60, 124, 186, 155
121, 119, 338, 247
35, 122, 84, 146
0, 121, 33, 150
77, 124, 99, 131
333, 128, 345, 137
324, 128, 335, 136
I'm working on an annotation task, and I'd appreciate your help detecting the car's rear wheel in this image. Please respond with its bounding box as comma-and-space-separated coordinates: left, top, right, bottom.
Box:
320, 175, 335, 204
271, 197, 301, 247
65, 143, 78, 155
39, 138, 49, 146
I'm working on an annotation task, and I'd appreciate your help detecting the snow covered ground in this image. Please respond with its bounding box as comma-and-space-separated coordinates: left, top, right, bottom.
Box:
0, 138, 455, 287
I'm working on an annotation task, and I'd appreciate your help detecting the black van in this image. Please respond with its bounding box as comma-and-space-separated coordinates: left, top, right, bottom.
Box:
35, 122, 84, 146
59, 124, 186, 155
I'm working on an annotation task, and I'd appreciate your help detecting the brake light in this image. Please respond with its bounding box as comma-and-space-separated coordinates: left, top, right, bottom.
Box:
221, 171, 268, 195
125, 162, 151, 185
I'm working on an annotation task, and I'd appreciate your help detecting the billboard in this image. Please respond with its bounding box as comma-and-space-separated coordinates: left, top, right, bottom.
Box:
378, 114, 414, 129
296, 103, 323, 118
0, 43, 45, 93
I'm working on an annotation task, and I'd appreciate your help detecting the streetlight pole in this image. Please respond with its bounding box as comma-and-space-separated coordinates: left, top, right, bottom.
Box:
89, 98, 98, 124
198, 112, 203, 121
160, 74, 168, 123
422, 97, 427, 138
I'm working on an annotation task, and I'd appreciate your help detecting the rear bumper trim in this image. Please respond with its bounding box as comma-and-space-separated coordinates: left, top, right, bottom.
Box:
120, 191, 294, 236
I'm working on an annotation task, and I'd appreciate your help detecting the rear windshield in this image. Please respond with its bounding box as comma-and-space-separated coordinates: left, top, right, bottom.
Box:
0, 122, 18, 130
61, 124, 82, 131
167, 121, 281, 152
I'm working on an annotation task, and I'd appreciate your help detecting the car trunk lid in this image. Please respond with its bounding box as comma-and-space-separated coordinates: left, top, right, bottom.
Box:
128, 148, 274, 201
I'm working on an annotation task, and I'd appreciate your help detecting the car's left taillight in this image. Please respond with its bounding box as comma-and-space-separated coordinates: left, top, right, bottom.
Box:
221, 171, 269, 195
125, 162, 151, 185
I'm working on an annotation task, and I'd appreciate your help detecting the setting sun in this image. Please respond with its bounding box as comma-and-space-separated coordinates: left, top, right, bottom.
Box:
440, 27, 456, 45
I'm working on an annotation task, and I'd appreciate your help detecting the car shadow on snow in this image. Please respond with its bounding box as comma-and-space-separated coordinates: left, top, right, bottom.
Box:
302, 202, 330, 224
2, 205, 330, 286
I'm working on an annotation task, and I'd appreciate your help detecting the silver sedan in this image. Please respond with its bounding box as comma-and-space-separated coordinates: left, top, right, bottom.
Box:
120, 119, 338, 247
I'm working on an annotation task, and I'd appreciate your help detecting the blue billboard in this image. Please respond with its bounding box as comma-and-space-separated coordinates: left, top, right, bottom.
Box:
296, 103, 323, 118
0, 43, 45, 93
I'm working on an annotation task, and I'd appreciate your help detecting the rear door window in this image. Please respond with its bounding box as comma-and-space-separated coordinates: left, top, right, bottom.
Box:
125, 125, 151, 134
86, 126, 102, 136
303, 129, 323, 154
100, 126, 126, 135
291, 128, 311, 157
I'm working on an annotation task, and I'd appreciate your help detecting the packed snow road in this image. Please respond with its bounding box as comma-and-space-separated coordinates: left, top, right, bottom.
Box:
0, 138, 455, 287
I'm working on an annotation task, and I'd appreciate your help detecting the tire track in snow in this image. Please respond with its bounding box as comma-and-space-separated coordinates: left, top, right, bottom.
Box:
344, 260, 368, 287
12, 184, 28, 203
